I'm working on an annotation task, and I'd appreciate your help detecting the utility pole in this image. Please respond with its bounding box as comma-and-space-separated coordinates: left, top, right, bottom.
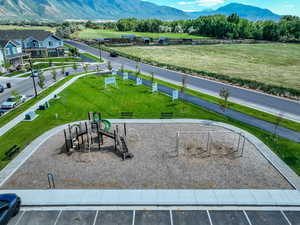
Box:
29, 59, 38, 97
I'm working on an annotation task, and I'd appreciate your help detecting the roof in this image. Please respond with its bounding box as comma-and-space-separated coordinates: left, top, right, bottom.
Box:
0, 40, 20, 48
0, 30, 60, 41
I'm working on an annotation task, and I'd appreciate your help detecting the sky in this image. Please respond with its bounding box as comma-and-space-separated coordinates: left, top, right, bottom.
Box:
146, 0, 300, 16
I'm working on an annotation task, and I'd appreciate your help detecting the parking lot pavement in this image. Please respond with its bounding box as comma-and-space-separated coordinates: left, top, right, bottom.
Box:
7, 209, 299, 225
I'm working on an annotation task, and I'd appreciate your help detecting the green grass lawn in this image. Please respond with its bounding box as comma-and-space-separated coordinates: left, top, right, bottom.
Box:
73, 29, 209, 40
111, 43, 300, 91
2, 70, 26, 77
0, 25, 55, 32
136, 73, 300, 132
30, 57, 83, 63
0, 72, 87, 128
0, 74, 300, 175
81, 52, 104, 62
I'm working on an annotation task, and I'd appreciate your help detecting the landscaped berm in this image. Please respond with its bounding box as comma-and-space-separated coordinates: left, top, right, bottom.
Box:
2, 120, 292, 190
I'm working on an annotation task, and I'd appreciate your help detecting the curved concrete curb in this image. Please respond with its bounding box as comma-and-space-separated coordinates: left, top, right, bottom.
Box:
0, 119, 299, 190
1, 119, 300, 206
0, 71, 101, 137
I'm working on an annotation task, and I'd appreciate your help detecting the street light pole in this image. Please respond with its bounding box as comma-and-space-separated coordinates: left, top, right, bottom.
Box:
98, 40, 102, 61
29, 59, 38, 97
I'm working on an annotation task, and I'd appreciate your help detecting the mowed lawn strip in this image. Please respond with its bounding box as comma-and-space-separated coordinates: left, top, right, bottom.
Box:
81, 52, 104, 62
73, 29, 209, 40
135, 72, 300, 132
30, 57, 83, 63
0, 75, 299, 175
111, 43, 300, 90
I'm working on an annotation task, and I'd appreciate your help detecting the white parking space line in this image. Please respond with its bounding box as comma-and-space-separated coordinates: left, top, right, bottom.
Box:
132, 210, 135, 225
14, 211, 25, 225
281, 211, 292, 225
92, 210, 99, 225
53, 210, 62, 225
170, 210, 174, 225
243, 210, 253, 225
207, 210, 213, 225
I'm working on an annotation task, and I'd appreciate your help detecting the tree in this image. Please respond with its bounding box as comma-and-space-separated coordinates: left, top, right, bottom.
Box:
96, 64, 100, 72
120, 64, 124, 73
61, 64, 66, 75
72, 63, 78, 71
11, 90, 19, 98
107, 61, 112, 72
135, 63, 140, 75
51, 69, 57, 81
83, 64, 88, 72
151, 71, 155, 84
274, 113, 284, 139
219, 88, 230, 110
37, 71, 46, 89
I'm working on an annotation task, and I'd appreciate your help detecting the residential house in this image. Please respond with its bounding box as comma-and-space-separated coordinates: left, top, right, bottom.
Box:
0, 40, 24, 72
0, 48, 5, 73
0, 30, 65, 58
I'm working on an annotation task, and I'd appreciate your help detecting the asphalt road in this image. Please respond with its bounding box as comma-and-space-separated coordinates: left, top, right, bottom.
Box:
0, 64, 105, 113
65, 40, 300, 122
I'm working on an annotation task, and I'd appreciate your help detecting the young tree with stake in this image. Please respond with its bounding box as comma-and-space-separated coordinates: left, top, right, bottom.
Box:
37, 71, 46, 89
51, 69, 57, 81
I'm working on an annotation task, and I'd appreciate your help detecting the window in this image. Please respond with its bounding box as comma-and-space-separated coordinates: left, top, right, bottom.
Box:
49, 41, 53, 47
5, 48, 10, 56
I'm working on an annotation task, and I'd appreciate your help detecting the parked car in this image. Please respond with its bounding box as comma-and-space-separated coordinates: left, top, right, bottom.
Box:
110, 51, 119, 57
1, 95, 26, 109
0, 84, 4, 93
0, 109, 6, 116
0, 193, 21, 225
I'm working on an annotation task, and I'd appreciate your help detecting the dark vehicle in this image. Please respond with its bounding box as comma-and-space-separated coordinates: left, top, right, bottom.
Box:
0, 194, 21, 225
0, 84, 4, 93
110, 51, 119, 57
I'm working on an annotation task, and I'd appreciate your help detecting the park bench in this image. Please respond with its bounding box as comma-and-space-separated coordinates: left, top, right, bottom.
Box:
4, 145, 20, 159
160, 112, 173, 119
120, 112, 133, 119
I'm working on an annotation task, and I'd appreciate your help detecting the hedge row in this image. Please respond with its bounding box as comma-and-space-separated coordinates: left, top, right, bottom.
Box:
92, 44, 300, 99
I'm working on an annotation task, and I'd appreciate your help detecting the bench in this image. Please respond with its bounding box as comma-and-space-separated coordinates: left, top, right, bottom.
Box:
120, 112, 133, 119
4, 145, 20, 159
160, 112, 173, 119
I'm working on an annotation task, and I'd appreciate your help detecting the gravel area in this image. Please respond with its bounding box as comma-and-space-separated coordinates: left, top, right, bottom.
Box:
1, 123, 292, 189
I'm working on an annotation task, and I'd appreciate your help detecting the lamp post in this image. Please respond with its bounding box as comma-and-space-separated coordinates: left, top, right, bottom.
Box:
96, 38, 102, 61
29, 59, 38, 97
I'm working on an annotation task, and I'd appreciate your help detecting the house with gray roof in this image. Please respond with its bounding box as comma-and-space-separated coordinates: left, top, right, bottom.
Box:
0, 40, 25, 72
0, 30, 65, 58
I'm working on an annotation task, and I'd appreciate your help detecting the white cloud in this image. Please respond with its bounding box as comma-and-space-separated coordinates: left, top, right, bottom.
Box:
178, 0, 224, 7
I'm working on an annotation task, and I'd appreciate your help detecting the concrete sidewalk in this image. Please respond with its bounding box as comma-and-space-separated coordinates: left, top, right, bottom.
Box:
0, 71, 99, 137
0, 119, 300, 207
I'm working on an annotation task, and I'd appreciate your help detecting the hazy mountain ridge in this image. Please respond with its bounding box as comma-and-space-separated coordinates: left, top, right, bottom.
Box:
188, 3, 282, 21
0, 1, 282, 21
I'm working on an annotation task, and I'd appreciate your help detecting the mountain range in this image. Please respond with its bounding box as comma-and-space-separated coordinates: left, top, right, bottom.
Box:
0, 0, 282, 21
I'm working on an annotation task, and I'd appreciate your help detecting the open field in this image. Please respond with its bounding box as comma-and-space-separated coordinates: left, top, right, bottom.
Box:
111, 43, 300, 90
0, 74, 300, 176
0, 25, 55, 32
2, 123, 291, 189
73, 29, 209, 40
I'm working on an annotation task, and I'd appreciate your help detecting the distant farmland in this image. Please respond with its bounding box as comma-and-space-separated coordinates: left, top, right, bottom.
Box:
111, 43, 300, 90
73, 29, 209, 40
0, 25, 55, 32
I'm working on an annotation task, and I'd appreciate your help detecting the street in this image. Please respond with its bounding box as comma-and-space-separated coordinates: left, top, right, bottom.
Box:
65, 40, 300, 122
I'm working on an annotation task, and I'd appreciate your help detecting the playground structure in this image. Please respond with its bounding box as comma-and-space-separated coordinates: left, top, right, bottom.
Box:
63, 112, 133, 160
176, 129, 246, 159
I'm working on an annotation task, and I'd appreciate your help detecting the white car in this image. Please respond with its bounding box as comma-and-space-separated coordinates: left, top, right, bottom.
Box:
1, 95, 26, 109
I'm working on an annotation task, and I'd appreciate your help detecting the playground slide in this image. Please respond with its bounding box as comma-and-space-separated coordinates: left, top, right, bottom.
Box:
101, 119, 111, 131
